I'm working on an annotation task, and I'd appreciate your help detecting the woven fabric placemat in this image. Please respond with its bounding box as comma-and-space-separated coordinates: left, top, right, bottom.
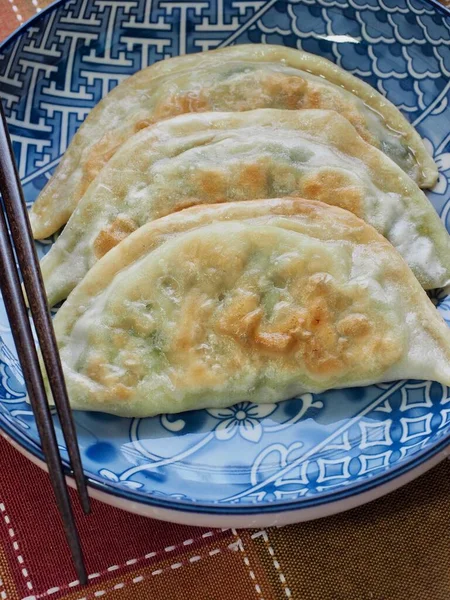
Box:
0, 435, 449, 600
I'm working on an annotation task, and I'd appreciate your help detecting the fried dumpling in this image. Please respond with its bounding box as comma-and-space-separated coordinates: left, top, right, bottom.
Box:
52, 198, 450, 418
41, 110, 450, 305
29, 44, 437, 239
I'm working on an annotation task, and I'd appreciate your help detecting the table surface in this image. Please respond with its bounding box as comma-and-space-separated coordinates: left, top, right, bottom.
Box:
0, 1, 450, 599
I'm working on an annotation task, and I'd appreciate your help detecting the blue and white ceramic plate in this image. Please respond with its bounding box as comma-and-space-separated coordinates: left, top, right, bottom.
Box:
0, 0, 450, 528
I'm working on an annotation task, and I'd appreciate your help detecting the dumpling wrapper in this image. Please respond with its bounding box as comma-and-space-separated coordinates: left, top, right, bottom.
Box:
30, 44, 437, 239
51, 198, 450, 418
41, 110, 450, 304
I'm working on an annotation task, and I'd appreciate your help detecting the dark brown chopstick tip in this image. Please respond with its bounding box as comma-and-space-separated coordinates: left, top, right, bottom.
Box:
81, 493, 91, 515
76, 560, 88, 586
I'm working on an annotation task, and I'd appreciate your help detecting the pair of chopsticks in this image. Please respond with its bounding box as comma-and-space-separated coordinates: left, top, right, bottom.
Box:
0, 101, 90, 584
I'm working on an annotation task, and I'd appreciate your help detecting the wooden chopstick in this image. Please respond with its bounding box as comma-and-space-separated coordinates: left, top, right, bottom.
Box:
0, 103, 90, 515
0, 100, 89, 584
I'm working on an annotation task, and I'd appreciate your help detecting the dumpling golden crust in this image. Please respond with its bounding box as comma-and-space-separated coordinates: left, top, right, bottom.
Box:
52, 199, 450, 418
29, 44, 437, 239
40, 110, 450, 306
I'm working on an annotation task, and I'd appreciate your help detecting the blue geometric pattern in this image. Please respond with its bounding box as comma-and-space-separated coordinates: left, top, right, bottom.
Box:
0, 0, 449, 514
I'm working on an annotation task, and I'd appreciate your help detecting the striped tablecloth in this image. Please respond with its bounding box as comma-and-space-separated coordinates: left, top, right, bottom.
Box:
0, 1, 450, 599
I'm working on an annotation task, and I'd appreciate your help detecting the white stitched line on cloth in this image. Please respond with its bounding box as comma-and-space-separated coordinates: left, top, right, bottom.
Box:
0, 503, 33, 591
68, 546, 226, 600
231, 529, 264, 599
36, 530, 225, 598
7, 0, 23, 23
252, 530, 292, 598
0, 574, 7, 599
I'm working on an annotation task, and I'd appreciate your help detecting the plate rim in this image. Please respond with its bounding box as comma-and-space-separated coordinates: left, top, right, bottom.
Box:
1, 0, 450, 520
2, 424, 449, 527
1, 391, 450, 515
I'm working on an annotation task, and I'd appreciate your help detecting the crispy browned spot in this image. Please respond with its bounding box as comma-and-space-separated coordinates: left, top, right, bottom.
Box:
299, 170, 363, 217
85, 353, 133, 400
336, 314, 372, 337
82, 131, 125, 196
236, 163, 269, 198
134, 118, 154, 132
152, 90, 212, 122
94, 215, 138, 259
262, 73, 307, 109
215, 270, 401, 379
218, 295, 306, 353
173, 292, 212, 351
164, 233, 401, 381
192, 169, 228, 199
169, 292, 227, 388
303, 88, 322, 109
189, 162, 269, 203
218, 292, 261, 340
